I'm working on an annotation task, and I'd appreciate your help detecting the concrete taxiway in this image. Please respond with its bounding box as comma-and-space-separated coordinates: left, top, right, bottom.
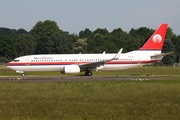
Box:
0, 75, 170, 82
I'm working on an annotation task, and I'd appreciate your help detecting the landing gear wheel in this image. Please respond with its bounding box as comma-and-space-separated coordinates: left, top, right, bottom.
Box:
88, 71, 92, 76
85, 71, 92, 76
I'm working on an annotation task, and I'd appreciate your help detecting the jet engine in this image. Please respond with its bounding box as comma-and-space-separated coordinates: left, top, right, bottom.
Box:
61, 65, 80, 74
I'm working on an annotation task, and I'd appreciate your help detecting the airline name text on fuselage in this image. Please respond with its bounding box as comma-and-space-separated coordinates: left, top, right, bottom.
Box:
34, 56, 53, 60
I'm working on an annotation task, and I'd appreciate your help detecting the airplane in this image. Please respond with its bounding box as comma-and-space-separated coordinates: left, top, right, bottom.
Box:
6, 24, 171, 76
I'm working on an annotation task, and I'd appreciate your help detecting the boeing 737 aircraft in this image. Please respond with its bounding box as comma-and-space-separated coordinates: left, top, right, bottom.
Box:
7, 24, 171, 76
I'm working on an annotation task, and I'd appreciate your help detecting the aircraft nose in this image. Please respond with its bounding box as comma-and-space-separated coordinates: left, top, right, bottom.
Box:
6, 62, 15, 70
6, 62, 13, 68
6, 62, 11, 66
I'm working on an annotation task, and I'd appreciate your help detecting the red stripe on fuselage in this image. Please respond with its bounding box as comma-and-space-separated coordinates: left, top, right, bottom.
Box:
6, 60, 158, 66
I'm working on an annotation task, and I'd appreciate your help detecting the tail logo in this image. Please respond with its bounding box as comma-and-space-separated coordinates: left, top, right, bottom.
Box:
152, 34, 162, 43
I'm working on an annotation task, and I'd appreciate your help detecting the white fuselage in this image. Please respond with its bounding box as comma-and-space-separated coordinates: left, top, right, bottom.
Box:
6, 50, 162, 72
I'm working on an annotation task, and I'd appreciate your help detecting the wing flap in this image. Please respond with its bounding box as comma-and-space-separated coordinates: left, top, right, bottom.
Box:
80, 61, 105, 70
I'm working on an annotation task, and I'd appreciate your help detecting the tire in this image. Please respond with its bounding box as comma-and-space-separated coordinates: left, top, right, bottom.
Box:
85, 71, 92, 76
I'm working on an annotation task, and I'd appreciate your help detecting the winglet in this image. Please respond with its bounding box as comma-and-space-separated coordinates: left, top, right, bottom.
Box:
113, 48, 123, 60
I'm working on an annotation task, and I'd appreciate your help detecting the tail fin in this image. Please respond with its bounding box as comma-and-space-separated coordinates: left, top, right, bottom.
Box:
139, 24, 168, 50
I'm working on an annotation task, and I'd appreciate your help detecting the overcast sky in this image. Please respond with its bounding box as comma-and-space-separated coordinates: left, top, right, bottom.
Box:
0, 0, 180, 35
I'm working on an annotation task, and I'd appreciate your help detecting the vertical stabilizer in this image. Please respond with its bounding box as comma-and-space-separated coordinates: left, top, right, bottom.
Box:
139, 24, 168, 50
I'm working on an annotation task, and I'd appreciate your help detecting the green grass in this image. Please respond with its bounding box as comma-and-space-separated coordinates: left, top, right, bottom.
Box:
1, 65, 180, 119
0, 81, 180, 119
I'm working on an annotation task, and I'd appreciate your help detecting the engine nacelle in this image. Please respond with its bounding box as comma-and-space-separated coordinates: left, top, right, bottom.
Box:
61, 65, 80, 74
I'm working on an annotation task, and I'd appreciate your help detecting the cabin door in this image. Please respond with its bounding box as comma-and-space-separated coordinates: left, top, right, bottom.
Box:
25, 57, 30, 66
137, 55, 141, 64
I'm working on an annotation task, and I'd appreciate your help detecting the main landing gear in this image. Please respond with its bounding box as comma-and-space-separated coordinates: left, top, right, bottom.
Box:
85, 70, 92, 76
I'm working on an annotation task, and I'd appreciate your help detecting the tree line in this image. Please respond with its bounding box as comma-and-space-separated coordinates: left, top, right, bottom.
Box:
0, 20, 180, 66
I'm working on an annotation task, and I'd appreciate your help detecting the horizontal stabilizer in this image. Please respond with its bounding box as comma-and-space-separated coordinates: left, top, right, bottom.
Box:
151, 52, 174, 58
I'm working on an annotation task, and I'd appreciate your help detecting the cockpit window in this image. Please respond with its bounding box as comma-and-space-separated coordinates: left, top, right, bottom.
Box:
13, 59, 20, 62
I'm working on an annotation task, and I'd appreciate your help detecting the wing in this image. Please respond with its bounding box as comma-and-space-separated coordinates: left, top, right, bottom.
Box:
79, 48, 123, 71
79, 61, 106, 70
